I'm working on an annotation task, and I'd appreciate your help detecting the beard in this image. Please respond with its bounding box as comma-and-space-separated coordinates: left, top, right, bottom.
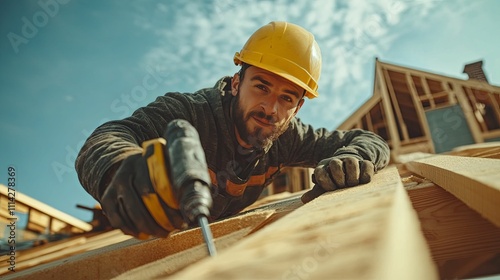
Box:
232, 93, 291, 150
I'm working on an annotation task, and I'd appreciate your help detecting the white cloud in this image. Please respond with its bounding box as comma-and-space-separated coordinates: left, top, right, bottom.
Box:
64, 95, 74, 102
157, 3, 168, 13
131, 0, 468, 129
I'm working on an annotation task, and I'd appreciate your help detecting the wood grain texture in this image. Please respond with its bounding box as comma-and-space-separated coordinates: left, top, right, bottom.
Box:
0, 230, 131, 273
168, 167, 438, 280
3, 210, 274, 280
112, 228, 251, 280
407, 184, 500, 278
406, 155, 500, 227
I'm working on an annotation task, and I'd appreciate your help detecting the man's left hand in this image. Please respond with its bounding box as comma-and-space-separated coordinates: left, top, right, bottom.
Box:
301, 157, 375, 203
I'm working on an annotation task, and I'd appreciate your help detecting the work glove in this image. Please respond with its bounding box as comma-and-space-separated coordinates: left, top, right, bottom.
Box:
301, 156, 375, 203
100, 141, 185, 239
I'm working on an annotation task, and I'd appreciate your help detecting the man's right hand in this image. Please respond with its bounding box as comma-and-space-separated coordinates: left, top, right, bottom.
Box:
100, 152, 185, 239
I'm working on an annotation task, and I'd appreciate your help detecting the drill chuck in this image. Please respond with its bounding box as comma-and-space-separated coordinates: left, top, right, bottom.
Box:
179, 181, 212, 223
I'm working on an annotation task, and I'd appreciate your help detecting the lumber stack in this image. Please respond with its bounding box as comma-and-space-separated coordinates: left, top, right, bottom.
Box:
405, 152, 500, 278
407, 155, 500, 227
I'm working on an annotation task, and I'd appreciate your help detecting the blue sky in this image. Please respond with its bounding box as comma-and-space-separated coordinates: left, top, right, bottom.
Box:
1, 0, 499, 223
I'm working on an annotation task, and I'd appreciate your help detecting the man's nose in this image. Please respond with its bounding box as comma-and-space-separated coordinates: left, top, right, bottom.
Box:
261, 94, 278, 116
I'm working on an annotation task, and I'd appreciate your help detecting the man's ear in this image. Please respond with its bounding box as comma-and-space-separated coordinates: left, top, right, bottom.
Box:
231, 73, 240, 96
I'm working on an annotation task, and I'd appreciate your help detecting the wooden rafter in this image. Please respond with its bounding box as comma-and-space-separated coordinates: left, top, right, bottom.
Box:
406, 72, 434, 153
384, 68, 410, 141
0, 184, 91, 234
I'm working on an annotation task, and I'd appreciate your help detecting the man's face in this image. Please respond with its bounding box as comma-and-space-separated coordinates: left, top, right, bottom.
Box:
231, 66, 305, 149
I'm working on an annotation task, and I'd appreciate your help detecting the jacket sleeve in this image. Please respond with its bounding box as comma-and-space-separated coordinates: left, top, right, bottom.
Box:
280, 118, 390, 172
75, 92, 197, 201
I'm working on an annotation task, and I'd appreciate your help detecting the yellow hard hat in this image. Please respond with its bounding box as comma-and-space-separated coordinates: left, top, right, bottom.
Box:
234, 21, 322, 99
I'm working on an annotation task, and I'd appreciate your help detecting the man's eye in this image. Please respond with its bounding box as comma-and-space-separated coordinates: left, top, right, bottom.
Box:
282, 95, 293, 103
256, 84, 267, 91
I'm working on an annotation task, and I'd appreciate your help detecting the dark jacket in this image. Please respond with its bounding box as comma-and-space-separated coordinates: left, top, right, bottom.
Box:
75, 77, 390, 220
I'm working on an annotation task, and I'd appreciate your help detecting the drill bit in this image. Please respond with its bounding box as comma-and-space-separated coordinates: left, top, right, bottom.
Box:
198, 215, 217, 256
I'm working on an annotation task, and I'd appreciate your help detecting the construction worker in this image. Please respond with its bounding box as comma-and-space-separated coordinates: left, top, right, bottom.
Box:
75, 21, 390, 238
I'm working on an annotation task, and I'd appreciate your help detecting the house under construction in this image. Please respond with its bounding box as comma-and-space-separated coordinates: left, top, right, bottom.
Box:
337, 59, 500, 162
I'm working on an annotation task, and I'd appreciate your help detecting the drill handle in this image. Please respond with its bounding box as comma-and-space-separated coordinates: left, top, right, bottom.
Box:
164, 120, 214, 223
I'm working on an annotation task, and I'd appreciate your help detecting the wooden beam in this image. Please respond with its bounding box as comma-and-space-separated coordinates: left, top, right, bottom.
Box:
457, 87, 485, 143
437, 253, 500, 279
406, 155, 500, 227
483, 130, 500, 140
169, 167, 438, 280
378, 60, 500, 94
336, 95, 381, 130
420, 76, 437, 108
12, 236, 89, 263
364, 111, 374, 131
2, 208, 275, 279
377, 61, 402, 156
487, 92, 500, 126
384, 68, 410, 141
0, 184, 92, 232
450, 143, 500, 159
406, 73, 435, 153
407, 183, 500, 279
0, 230, 132, 273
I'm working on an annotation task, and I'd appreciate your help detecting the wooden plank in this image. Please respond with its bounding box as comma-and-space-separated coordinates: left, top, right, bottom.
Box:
28, 209, 51, 229
450, 142, 500, 159
3, 210, 275, 279
407, 184, 500, 279
7, 235, 91, 263
437, 253, 500, 279
0, 230, 132, 273
406, 155, 500, 227
51, 219, 69, 232
169, 167, 438, 280
113, 228, 252, 280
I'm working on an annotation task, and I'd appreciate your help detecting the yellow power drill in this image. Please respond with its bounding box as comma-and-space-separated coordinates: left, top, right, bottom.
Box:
141, 119, 217, 256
